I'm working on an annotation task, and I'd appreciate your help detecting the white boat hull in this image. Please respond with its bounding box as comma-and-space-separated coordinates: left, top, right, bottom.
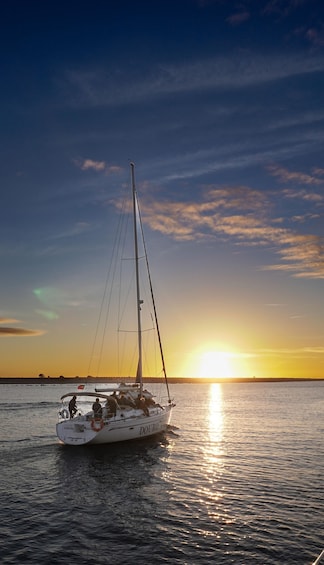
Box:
56, 404, 173, 446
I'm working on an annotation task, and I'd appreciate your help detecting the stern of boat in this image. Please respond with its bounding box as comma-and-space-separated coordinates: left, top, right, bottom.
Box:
56, 417, 98, 446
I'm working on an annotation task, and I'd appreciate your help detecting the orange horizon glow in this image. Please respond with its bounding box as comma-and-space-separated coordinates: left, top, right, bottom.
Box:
0, 328, 323, 379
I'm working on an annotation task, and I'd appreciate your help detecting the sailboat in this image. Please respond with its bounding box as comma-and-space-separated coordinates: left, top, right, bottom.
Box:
56, 163, 174, 446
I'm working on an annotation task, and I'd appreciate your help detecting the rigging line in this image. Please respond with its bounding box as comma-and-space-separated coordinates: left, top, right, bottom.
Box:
117, 259, 135, 332
117, 210, 135, 376
136, 191, 172, 403
87, 187, 129, 377
99, 191, 130, 377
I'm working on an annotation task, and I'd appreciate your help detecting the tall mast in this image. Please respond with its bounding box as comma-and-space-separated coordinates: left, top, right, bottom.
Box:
137, 208, 172, 403
130, 162, 143, 395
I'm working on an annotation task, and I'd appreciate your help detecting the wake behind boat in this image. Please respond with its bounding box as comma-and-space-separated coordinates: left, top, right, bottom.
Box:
56, 163, 174, 446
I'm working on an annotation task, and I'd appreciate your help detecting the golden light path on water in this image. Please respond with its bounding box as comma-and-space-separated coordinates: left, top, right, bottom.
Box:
208, 384, 224, 455
160, 384, 233, 542
198, 384, 229, 532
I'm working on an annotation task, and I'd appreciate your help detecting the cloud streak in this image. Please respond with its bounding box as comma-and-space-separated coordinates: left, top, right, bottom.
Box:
267, 164, 324, 186
73, 158, 123, 175
0, 327, 45, 337
63, 52, 324, 108
134, 165, 324, 279
256, 346, 324, 357
0, 318, 45, 337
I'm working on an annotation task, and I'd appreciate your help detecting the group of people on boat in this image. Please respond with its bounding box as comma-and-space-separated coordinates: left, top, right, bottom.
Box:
68, 389, 157, 420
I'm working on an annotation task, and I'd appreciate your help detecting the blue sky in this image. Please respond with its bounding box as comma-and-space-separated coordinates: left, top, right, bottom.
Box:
1, 0, 324, 378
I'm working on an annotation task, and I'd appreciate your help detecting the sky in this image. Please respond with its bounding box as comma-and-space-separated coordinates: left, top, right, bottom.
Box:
1, 0, 324, 379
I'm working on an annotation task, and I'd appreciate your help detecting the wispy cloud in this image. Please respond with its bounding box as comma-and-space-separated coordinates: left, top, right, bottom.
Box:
0, 327, 45, 337
305, 26, 324, 47
267, 164, 324, 185
226, 344, 324, 360
226, 10, 250, 26
63, 52, 324, 108
73, 158, 123, 175
79, 158, 106, 172
292, 24, 324, 48
134, 166, 324, 279
283, 190, 323, 203
256, 346, 324, 357
291, 213, 321, 223
50, 222, 92, 240
35, 310, 59, 321
312, 168, 324, 176
0, 318, 45, 337
263, 0, 309, 18
268, 164, 324, 209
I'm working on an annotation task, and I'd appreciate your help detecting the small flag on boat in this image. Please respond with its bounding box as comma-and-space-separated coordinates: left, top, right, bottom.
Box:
77, 384, 85, 390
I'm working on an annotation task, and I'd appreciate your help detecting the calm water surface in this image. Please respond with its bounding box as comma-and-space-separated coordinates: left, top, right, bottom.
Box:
0, 381, 323, 564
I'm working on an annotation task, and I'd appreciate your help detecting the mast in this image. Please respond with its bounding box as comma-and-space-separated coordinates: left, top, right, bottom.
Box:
130, 162, 143, 395
138, 207, 172, 403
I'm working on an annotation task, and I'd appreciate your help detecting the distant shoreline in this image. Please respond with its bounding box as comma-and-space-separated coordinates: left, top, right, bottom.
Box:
0, 377, 323, 384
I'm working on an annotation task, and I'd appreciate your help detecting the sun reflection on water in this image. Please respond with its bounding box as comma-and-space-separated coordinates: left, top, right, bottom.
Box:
197, 383, 226, 525
208, 383, 224, 455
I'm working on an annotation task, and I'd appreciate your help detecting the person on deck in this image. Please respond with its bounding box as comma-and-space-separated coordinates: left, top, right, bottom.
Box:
136, 395, 149, 416
106, 396, 117, 416
69, 396, 77, 419
92, 398, 102, 419
119, 392, 136, 407
142, 390, 156, 406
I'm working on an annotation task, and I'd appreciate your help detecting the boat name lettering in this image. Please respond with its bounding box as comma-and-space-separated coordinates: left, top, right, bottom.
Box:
140, 422, 160, 436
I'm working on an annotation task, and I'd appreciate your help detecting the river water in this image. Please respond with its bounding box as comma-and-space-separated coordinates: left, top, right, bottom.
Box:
0, 381, 323, 564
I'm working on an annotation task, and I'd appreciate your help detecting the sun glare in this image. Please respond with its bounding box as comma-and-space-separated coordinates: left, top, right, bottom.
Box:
199, 350, 233, 379
182, 344, 252, 379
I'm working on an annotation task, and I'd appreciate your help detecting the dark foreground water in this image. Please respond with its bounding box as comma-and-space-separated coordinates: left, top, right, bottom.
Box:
0, 381, 323, 564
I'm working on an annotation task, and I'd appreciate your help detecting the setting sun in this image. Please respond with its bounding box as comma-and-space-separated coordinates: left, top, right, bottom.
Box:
199, 350, 233, 379
181, 344, 253, 379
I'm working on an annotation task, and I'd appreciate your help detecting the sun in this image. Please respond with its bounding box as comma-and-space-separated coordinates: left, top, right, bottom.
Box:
181, 344, 251, 379
199, 350, 233, 379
